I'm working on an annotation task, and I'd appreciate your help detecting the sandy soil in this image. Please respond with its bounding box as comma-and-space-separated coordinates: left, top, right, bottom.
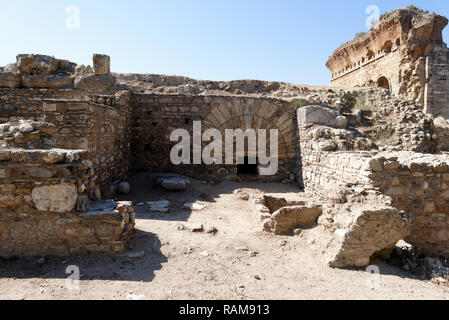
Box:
0, 175, 448, 300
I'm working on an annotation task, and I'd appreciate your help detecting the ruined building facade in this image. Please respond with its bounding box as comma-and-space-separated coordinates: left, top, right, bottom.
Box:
327, 9, 449, 118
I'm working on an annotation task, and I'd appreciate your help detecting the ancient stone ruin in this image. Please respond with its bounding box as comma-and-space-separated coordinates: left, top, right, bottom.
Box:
326, 8, 449, 118
2, 7, 449, 271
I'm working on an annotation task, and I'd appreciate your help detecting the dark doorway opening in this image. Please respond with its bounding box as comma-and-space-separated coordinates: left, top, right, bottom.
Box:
238, 156, 258, 175
377, 76, 390, 91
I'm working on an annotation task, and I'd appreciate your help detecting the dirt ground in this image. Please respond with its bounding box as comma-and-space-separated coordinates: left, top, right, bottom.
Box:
1, 174, 448, 300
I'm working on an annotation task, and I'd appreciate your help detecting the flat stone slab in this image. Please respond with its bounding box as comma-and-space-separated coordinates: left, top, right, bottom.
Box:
146, 200, 170, 212
80, 200, 120, 219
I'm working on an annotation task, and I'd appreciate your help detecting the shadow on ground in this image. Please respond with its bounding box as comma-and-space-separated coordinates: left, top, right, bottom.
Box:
115, 172, 302, 222
0, 230, 167, 283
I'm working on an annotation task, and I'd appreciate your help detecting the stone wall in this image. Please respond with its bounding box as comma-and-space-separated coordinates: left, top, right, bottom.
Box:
298, 111, 449, 257
0, 148, 134, 256
0, 54, 136, 256
371, 152, 449, 257
327, 9, 449, 118
424, 44, 449, 118
329, 48, 403, 94
131, 94, 297, 181
0, 88, 133, 196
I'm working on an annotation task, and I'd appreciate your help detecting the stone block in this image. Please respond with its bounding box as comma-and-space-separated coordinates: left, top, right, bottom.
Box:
0, 73, 22, 88
17, 54, 59, 74
93, 54, 110, 75
31, 183, 78, 213
21, 74, 74, 88
297, 105, 339, 128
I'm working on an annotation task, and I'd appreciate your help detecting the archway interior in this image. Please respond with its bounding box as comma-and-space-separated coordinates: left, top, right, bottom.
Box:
237, 156, 258, 175
377, 76, 390, 91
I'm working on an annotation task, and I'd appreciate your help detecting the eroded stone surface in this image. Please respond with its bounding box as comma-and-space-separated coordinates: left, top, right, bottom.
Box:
326, 205, 410, 268
264, 205, 322, 235
31, 183, 78, 213
93, 54, 110, 75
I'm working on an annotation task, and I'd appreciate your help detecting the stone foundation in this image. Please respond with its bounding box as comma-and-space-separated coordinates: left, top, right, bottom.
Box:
0, 201, 135, 256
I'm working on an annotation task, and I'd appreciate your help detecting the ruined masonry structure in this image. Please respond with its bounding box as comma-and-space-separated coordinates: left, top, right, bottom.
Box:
0, 53, 297, 256
3, 8, 449, 265
327, 9, 449, 118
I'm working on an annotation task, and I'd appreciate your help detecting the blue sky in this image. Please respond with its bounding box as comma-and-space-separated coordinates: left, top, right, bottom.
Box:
1, 0, 449, 85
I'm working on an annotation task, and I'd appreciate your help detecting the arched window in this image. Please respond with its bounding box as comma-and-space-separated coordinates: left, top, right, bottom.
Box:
377, 76, 390, 91
383, 40, 393, 53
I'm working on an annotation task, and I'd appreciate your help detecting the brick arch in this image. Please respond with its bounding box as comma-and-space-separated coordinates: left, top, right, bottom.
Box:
202, 99, 296, 160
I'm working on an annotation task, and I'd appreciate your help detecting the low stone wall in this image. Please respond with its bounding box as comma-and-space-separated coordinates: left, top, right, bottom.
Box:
297, 106, 449, 259
0, 201, 135, 256
0, 148, 134, 256
241, 190, 321, 235
301, 149, 375, 199
300, 140, 449, 257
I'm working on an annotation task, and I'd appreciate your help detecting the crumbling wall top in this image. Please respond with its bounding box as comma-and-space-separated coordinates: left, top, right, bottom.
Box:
326, 9, 448, 74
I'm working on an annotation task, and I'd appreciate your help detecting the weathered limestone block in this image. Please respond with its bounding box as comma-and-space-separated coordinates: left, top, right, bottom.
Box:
93, 54, 110, 75
0, 193, 22, 208
31, 183, 78, 213
160, 177, 190, 191
24, 167, 54, 178
4, 63, 18, 73
75, 64, 93, 75
264, 205, 323, 235
297, 105, 340, 128
42, 151, 65, 164
312, 140, 338, 151
335, 116, 348, 128
74, 74, 117, 90
247, 193, 318, 233
114, 90, 131, 106
326, 205, 409, 268
21, 74, 74, 88
58, 59, 77, 75
17, 54, 59, 74
0, 73, 22, 88
178, 84, 200, 95
0, 150, 11, 161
